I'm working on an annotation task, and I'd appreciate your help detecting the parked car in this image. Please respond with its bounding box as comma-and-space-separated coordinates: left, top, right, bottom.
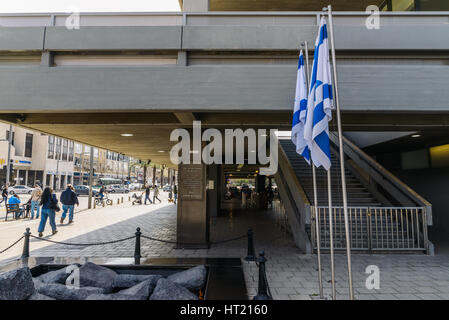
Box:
107, 185, 129, 193
128, 183, 143, 191
9, 185, 33, 195
74, 185, 99, 196
162, 184, 172, 192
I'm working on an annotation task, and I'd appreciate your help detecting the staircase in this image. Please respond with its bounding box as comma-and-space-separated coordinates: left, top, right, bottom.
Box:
279, 139, 382, 207
276, 138, 430, 254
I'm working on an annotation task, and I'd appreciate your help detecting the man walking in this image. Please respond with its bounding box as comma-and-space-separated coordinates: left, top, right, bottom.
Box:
173, 184, 178, 204
1, 185, 8, 206
30, 183, 42, 219
153, 184, 162, 204
144, 184, 152, 204
60, 184, 79, 224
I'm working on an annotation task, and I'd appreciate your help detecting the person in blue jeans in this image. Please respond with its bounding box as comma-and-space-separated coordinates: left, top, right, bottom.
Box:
38, 187, 58, 237
30, 183, 42, 219
60, 184, 79, 224
1, 185, 8, 206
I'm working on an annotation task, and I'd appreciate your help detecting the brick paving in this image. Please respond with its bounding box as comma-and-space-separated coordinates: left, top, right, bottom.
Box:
1, 193, 449, 300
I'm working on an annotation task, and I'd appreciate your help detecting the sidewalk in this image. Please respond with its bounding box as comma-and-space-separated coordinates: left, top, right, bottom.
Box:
2, 196, 449, 300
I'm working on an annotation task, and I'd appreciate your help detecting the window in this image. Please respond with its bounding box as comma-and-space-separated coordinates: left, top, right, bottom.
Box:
25, 133, 33, 158
47, 136, 55, 159
62, 139, 68, 161
69, 141, 74, 161
94, 148, 99, 158
55, 138, 61, 160
84, 145, 90, 155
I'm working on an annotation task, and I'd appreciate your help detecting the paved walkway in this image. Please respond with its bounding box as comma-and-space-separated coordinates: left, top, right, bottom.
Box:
1, 195, 449, 300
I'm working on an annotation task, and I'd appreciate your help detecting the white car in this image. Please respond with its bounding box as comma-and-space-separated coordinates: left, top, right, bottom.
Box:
9, 185, 33, 195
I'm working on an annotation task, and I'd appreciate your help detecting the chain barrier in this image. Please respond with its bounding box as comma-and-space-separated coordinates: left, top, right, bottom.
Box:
0, 235, 25, 254
29, 235, 135, 246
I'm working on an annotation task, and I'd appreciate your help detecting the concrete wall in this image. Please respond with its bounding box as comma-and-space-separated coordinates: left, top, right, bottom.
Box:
393, 168, 449, 241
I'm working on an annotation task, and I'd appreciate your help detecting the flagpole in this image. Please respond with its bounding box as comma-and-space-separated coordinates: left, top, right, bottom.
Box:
327, 169, 336, 300
302, 41, 323, 299
324, 4, 354, 300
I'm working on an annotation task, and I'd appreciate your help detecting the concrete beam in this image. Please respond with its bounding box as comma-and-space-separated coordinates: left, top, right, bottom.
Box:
0, 64, 448, 113
0, 27, 45, 51
44, 26, 182, 50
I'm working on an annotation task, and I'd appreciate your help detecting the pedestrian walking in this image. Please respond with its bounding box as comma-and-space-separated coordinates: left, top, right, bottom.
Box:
173, 184, 178, 204
60, 184, 79, 224
1, 185, 8, 206
30, 183, 42, 219
153, 184, 162, 203
38, 187, 59, 237
144, 184, 152, 204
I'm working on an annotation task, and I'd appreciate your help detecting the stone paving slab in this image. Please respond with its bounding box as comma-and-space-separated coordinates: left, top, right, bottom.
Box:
2, 198, 449, 300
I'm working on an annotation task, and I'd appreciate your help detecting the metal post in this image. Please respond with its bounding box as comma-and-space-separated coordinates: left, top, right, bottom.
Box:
327, 170, 336, 300
244, 228, 256, 261
302, 40, 324, 299
325, 5, 354, 300
134, 227, 141, 265
88, 146, 94, 209
6, 125, 13, 185
21, 228, 31, 259
253, 251, 272, 300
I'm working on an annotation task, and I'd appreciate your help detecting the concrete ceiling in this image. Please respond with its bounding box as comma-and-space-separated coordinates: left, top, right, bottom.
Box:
2, 110, 449, 168
207, 0, 385, 11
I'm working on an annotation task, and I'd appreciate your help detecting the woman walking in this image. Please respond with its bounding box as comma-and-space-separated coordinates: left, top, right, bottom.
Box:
38, 187, 59, 237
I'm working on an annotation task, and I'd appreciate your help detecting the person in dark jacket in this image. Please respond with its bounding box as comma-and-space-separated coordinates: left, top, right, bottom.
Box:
1, 185, 8, 206
173, 185, 178, 204
38, 187, 58, 237
60, 184, 79, 224
144, 184, 152, 205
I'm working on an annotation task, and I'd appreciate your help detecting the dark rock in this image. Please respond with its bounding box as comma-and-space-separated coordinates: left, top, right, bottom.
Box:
113, 274, 162, 289
78, 262, 117, 293
118, 276, 162, 299
150, 278, 198, 300
0, 267, 35, 300
36, 264, 80, 284
86, 293, 147, 300
28, 292, 56, 300
167, 265, 207, 291
35, 282, 105, 300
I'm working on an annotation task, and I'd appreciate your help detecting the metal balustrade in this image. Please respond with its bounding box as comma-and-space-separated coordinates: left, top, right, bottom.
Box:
312, 206, 428, 253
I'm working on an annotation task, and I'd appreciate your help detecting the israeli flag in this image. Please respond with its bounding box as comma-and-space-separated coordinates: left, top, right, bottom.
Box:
291, 50, 310, 163
304, 17, 334, 170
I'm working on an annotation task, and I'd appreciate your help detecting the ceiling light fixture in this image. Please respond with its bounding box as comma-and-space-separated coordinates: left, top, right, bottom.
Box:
120, 133, 133, 137
157, 150, 165, 153
411, 134, 421, 138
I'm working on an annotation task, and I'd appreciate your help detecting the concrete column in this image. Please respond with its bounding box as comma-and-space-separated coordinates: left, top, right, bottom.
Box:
182, 0, 209, 12
207, 164, 219, 218
24, 170, 29, 186
177, 163, 208, 248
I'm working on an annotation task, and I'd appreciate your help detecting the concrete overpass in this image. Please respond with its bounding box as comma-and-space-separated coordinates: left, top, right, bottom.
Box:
0, 11, 449, 163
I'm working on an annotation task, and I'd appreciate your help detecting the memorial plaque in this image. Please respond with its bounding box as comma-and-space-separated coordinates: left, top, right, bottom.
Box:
179, 164, 204, 201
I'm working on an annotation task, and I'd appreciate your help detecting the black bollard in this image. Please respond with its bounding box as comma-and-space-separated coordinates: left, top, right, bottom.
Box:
21, 228, 31, 259
134, 227, 141, 265
253, 251, 273, 300
244, 228, 256, 261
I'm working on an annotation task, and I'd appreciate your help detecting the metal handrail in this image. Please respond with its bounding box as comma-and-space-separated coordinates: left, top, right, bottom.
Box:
329, 132, 432, 221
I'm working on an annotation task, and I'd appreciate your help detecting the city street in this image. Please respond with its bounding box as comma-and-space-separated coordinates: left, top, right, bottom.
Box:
0, 190, 140, 220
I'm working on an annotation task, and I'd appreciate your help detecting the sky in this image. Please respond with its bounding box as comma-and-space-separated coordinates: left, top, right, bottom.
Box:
0, 0, 181, 13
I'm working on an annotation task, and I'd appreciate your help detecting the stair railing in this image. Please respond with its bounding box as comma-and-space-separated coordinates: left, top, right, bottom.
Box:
329, 132, 432, 226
